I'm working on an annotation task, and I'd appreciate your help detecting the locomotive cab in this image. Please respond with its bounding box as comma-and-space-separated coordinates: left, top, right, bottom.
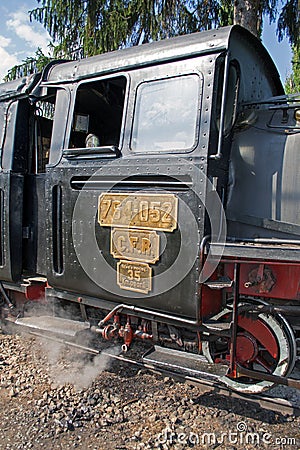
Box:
0, 26, 300, 394
227, 99, 300, 240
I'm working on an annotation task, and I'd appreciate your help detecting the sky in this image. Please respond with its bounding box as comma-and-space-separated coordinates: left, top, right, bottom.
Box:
0, 0, 293, 84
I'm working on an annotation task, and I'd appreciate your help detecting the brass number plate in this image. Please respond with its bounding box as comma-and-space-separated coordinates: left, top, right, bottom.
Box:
111, 228, 159, 264
98, 193, 178, 232
117, 260, 152, 294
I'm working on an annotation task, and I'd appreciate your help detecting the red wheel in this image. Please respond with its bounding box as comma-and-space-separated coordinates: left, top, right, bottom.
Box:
202, 305, 296, 393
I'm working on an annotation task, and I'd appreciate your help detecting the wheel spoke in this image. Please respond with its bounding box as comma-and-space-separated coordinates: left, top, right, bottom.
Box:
201, 303, 295, 393
253, 355, 273, 373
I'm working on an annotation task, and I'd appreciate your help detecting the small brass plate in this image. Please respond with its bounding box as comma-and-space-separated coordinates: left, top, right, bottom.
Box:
98, 193, 178, 232
117, 260, 152, 294
111, 228, 159, 264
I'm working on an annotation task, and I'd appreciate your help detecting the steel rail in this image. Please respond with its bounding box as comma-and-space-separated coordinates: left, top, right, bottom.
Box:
24, 329, 300, 417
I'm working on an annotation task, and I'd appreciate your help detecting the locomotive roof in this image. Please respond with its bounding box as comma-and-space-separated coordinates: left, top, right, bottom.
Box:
0, 25, 283, 97
44, 25, 282, 94
0, 73, 41, 100
45, 26, 232, 83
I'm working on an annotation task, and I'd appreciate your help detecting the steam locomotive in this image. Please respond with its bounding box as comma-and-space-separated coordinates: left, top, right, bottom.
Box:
0, 25, 299, 393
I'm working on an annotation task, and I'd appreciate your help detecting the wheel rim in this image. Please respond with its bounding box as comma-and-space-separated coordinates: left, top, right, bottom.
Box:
202, 305, 296, 393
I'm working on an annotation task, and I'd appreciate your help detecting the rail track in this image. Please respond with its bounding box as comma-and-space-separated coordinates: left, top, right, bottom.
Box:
21, 328, 300, 418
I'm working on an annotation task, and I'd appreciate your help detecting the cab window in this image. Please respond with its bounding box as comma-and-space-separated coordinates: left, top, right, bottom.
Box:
69, 76, 127, 149
1, 92, 57, 173
131, 74, 201, 153
33, 94, 56, 173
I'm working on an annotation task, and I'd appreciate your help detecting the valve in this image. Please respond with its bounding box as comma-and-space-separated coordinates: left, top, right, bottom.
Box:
119, 316, 133, 350
101, 314, 120, 340
244, 265, 276, 293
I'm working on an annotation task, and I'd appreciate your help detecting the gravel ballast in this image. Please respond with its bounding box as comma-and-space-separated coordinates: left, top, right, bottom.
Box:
0, 331, 299, 449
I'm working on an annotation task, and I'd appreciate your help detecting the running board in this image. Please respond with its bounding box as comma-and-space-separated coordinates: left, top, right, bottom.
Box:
6, 316, 90, 337
143, 346, 229, 381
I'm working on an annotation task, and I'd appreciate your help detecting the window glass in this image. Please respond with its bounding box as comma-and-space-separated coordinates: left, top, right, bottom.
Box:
33, 94, 57, 173
0, 103, 7, 151
1, 101, 18, 171
131, 75, 201, 152
49, 89, 69, 166
1, 93, 57, 173
69, 76, 126, 149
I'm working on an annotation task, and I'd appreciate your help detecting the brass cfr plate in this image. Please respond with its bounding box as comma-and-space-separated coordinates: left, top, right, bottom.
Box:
111, 228, 159, 264
98, 193, 178, 232
117, 260, 152, 294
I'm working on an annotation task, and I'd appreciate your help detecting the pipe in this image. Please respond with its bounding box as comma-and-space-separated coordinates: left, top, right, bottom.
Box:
227, 237, 300, 245
96, 303, 231, 339
0, 282, 14, 309
237, 304, 300, 316
98, 304, 200, 328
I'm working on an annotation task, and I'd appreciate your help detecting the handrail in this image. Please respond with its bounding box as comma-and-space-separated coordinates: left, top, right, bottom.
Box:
210, 52, 230, 160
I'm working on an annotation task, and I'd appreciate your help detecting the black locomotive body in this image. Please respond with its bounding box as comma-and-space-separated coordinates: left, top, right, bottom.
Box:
0, 25, 300, 393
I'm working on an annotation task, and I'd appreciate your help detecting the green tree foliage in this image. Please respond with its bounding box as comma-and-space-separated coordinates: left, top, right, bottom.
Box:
278, 0, 299, 47
5, 0, 299, 82
278, 0, 300, 94
28, 0, 298, 59
28, 0, 229, 59
5, 48, 52, 82
285, 45, 300, 94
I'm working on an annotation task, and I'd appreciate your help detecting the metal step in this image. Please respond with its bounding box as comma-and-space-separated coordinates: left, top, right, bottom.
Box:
203, 320, 231, 332
204, 279, 233, 290
143, 346, 229, 381
22, 277, 47, 284
9, 316, 90, 337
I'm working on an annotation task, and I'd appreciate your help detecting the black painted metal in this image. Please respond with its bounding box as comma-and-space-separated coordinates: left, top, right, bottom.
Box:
23, 174, 47, 275
0, 172, 24, 282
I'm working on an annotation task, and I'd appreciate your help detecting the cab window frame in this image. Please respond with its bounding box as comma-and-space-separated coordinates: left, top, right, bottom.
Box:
0, 89, 60, 173
32, 89, 58, 173
130, 72, 203, 155
66, 73, 129, 153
